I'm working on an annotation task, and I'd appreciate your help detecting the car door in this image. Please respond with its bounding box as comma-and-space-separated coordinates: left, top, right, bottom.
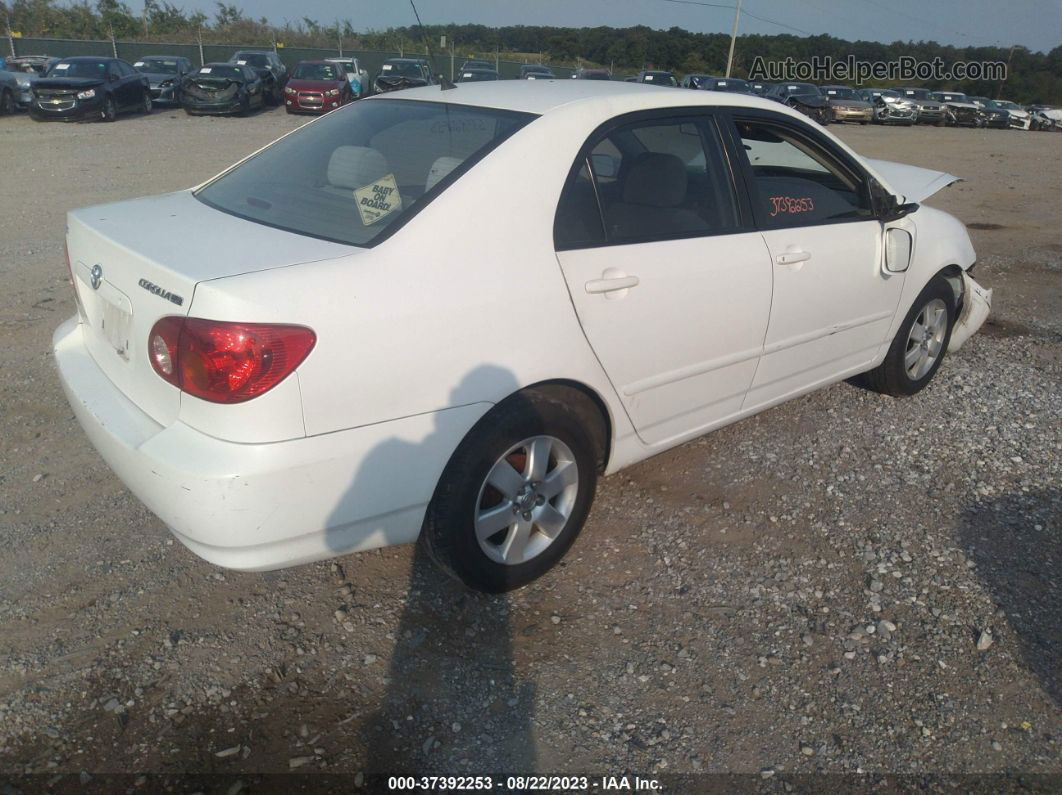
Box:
555, 111, 773, 447
726, 113, 906, 410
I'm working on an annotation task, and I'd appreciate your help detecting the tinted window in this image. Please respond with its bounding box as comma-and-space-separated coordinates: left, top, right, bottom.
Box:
49, 59, 109, 78
292, 63, 342, 81
198, 99, 535, 247
735, 119, 871, 227
555, 116, 738, 248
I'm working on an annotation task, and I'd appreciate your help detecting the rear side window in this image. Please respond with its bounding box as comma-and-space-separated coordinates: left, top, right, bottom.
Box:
734, 119, 872, 227
196, 99, 535, 247
555, 115, 739, 248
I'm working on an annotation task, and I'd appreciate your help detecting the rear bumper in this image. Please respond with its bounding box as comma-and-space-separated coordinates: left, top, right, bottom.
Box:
53, 315, 488, 571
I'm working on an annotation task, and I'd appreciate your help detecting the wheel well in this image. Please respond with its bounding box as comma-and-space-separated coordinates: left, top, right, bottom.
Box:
939, 264, 965, 311
520, 380, 612, 472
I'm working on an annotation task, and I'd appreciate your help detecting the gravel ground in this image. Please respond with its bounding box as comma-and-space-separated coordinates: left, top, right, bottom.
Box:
0, 105, 1059, 789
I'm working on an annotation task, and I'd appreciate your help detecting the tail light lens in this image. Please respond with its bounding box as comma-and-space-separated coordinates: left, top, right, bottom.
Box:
148, 317, 315, 404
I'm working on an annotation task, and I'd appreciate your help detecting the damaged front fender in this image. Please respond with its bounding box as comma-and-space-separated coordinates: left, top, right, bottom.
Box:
949, 272, 993, 352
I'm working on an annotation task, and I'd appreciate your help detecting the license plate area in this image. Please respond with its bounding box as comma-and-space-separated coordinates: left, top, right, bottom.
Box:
97, 282, 133, 359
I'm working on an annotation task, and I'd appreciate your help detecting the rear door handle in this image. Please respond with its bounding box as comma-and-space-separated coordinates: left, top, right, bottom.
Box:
585, 274, 640, 294
775, 250, 811, 266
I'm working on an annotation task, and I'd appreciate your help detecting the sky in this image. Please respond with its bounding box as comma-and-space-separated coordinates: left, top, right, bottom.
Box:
176, 0, 1061, 53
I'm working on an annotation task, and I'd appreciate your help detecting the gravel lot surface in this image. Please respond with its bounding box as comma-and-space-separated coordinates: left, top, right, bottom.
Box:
0, 104, 1059, 789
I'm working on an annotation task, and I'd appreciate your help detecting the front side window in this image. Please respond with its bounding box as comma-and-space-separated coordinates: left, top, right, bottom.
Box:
734, 118, 872, 227
555, 115, 739, 248
197, 99, 535, 247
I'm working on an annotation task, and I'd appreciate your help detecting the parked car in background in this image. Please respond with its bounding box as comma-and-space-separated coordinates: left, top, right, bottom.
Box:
680, 73, 713, 88
30, 56, 151, 122
284, 61, 353, 114
894, 88, 947, 125
54, 81, 988, 592
747, 81, 772, 96
133, 55, 194, 104
0, 68, 17, 114
633, 70, 677, 86
857, 88, 917, 125
574, 68, 611, 80
181, 63, 264, 116
374, 58, 435, 93
980, 98, 1031, 130
966, 96, 1011, 129
520, 64, 555, 80
1027, 104, 1062, 131
3, 55, 60, 109
820, 85, 873, 123
228, 50, 287, 105
697, 76, 754, 93
767, 82, 829, 124
325, 57, 370, 99
457, 68, 500, 82
460, 59, 494, 71
929, 91, 982, 127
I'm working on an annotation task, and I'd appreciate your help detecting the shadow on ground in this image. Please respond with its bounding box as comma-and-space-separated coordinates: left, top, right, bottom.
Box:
958, 488, 1060, 704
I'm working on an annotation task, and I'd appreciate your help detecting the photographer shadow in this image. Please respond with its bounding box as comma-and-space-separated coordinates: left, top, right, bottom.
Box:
325, 365, 537, 772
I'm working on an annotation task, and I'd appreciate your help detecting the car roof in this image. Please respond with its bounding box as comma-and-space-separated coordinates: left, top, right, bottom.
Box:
59, 56, 115, 62
366, 79, 799, 117
233, 50, 272, 55
140, 54, 188, 59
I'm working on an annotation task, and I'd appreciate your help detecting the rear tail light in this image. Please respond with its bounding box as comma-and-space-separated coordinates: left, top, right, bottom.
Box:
148, 317, 315, 404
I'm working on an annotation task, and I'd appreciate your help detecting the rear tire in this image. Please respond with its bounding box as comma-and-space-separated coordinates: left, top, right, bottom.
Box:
860, 276, 956, 397
421, 389, 602, 592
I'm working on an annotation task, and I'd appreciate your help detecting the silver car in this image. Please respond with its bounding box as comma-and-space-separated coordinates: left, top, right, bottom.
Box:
3, 55, 59, 109
895, 88, 947, 125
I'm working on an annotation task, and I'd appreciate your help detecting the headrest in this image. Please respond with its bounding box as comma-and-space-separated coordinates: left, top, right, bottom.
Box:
327, 146, 389, 190
425, 156, 463, 192
621, 152, 688, 207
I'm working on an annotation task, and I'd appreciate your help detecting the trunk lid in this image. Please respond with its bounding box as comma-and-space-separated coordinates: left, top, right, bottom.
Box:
67, 190, 354, 426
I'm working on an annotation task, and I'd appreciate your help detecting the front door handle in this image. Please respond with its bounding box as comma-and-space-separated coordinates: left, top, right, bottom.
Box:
586, 268, 640, 295
775, 250, 811, 266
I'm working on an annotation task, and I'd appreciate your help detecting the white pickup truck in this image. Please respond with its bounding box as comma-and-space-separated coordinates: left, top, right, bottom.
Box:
325, 57, 371, 99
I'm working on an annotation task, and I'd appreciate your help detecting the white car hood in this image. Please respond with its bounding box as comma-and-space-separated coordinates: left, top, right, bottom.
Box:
865, 158, 962, 203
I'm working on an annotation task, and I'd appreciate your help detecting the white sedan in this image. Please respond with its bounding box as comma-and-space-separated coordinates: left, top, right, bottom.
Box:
54, 80, 990, 591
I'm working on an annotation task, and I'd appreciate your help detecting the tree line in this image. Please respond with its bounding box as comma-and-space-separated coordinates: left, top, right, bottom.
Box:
3, 1, 1059, 102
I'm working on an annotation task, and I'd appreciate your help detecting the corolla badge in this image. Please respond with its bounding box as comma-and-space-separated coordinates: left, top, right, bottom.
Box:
90, 264, 103, 290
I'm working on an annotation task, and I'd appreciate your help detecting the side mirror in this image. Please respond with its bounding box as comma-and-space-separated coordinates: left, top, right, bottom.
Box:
881, 196, 919, 222
884, 227, 913, 273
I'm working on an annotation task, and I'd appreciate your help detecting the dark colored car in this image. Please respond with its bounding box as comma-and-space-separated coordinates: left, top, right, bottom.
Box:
574, 68, 611, 80
520, 64, 555, 80
133, 55, 194, 104
374, 58, 435, 93
284, 61, 353, 114
967, 96, 1009, 128
634, 70, 677, 86
181, 63, 265, 116
30, 56, 151, 122
457, 68, 500, 82
228, 50, 287, 104
747, 81, 772, 96
460, 59, 493, 71
696, 76, 753, 93
767, 82, 829, 124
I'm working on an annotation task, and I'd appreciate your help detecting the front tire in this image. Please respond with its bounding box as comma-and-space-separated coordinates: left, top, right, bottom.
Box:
141, 90, 152, 114
421, 390, 601, 592
861, 276, 956, 397
100, 95, 117, 122
0, 88, 13, 116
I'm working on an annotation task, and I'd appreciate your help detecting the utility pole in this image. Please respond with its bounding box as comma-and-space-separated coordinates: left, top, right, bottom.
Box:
996, 44, 1016, 99
5, 11, 16, 59
109, 24, 118, 59
197, 26, 204, 66
725, 0, 743, 78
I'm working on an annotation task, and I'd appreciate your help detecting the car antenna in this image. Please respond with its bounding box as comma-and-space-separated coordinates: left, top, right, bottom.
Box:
408, 0, 456, 90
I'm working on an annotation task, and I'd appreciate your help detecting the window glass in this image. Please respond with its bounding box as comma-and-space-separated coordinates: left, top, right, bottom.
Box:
735, 119, 871, 227
197, 99, 535, 247
556, 117, 738, 248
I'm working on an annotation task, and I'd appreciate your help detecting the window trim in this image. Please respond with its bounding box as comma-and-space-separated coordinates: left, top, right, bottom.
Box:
553, 107, 754, 252
721, 108, 879, 232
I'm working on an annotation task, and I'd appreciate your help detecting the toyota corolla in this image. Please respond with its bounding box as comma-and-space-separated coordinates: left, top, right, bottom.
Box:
54, 81, 990, 592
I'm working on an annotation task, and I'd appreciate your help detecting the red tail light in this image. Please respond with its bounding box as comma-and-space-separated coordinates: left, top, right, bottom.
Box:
148, 317, 316, 404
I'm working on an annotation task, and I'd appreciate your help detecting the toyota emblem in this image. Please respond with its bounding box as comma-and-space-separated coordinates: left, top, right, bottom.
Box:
90, 264, 103, 290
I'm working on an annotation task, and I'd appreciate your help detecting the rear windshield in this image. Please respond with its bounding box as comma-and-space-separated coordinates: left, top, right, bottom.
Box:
196, 99, 536, 247
138, 59, 180, 73
233, 53, 271, 68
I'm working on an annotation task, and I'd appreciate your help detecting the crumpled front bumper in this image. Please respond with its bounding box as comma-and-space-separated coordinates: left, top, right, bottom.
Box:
949, 272, 993, 352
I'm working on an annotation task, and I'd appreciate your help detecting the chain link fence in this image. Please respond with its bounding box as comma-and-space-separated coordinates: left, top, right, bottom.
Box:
6, 36, 578, 80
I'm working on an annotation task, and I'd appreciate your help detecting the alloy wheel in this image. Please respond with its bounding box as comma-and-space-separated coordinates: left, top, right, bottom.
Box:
904, 298, 948, 380
475, 435, 580, 566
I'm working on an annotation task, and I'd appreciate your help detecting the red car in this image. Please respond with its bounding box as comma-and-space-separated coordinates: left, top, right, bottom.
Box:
283, 60, 353, 114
